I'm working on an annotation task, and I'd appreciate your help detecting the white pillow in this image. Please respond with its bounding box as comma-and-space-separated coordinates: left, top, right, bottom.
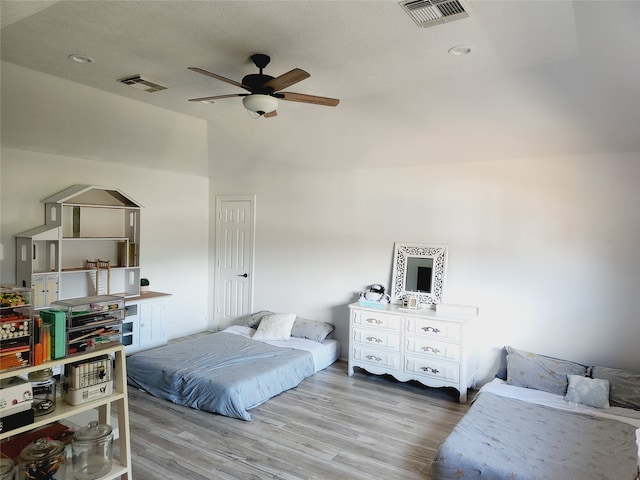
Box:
252, 313, 296, 341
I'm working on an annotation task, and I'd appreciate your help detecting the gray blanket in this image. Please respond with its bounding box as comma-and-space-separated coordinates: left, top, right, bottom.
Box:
432, 391, 639, 479
126, 332, 315, 421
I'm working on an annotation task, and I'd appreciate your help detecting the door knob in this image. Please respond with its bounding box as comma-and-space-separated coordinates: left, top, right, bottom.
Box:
237, 273, 248, 278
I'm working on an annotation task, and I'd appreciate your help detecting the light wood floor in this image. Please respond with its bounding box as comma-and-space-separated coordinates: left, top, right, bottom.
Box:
125, 360, 470, 480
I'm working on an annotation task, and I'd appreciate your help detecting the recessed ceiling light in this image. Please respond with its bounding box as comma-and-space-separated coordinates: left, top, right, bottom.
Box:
68, 54, 95, 64
448, 45, 473, 56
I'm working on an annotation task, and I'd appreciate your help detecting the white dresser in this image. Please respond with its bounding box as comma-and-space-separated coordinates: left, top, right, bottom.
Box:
347, 302, 477, 402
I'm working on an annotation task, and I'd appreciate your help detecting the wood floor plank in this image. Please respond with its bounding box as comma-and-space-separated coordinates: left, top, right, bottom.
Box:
125, 360, 469, 479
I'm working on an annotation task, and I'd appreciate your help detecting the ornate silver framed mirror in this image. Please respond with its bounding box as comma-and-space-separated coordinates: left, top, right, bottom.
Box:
390, 243, 448, 305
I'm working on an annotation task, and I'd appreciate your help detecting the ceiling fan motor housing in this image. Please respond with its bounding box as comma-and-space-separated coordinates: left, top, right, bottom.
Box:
242, 74, 276, 93
244, 54, 276, 93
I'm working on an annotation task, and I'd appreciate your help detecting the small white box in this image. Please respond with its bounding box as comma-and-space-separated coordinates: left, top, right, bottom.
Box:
62, 381, 113, 406
0, 376, 33, 416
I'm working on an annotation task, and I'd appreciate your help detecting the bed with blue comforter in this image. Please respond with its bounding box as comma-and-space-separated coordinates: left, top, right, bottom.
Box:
126, 331, 316, 421
432, 346, 640, 480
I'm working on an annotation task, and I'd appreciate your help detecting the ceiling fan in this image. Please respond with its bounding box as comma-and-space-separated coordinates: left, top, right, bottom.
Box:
188, 54, 339, 118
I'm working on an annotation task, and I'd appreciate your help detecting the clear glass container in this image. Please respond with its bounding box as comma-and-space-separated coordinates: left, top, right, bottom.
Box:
19, 437, 66, 480
28, 368, 56, 416
0, 454, 14, 480
72, 421, 113, 480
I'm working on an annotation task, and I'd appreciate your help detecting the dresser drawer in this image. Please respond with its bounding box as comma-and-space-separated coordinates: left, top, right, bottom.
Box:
352, 310, 401, 332
405, 355, 460, 383
352, 327, 400, 351
405, 336, 461, 362
352, 345, 401, 370
405, 317, 461, 342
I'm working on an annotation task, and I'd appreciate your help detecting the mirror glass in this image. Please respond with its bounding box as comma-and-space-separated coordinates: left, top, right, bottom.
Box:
390, 243, 448, 305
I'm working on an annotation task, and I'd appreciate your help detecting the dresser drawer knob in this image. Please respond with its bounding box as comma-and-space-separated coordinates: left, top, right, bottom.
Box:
366, 336, 382, 344
421, 366, 440, 374
422, 326, 441, 334
366, 317, 382, 325
366, 355, 382, 362
422, 346, 440, 354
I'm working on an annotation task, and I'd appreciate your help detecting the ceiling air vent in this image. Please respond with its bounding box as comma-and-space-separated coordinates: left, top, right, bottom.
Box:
399, 0, 469, 28
118, 75, 167, 93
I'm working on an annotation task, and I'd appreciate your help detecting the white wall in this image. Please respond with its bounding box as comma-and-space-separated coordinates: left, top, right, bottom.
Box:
1, 63, 210, 338
0, 149, 210, 338
2, 61, 638, 388
212, 152, 640, 383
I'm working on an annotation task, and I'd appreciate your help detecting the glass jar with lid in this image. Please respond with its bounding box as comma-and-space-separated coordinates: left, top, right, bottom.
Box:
0, 453, 14, 480
72, 421, 113, 480
19, 437, 66, 480
27, 368, 56, 416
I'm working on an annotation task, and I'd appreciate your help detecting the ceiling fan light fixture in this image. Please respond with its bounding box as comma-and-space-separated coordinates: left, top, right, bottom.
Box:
242, 94, 278, 115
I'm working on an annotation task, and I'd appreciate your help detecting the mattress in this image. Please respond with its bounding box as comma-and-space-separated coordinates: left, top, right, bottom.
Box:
481, 379, 640, 425
127, 326, 340, 421
432, 379, 640, 480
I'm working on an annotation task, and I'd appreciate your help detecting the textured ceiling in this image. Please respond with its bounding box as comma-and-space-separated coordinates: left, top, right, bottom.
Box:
1, 0, 639, 172
0, 0, 589, 119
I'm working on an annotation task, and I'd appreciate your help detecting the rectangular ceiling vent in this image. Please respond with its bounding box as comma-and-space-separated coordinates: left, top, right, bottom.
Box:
118, 75, 167, 93
399, 0, 470, 28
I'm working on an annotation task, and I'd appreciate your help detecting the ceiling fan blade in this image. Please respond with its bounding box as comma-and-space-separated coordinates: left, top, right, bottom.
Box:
188, 67, 251, 91
188, 93, 246, 102
264, 110, 278, 118
280, 92, 340, 107
264, 68, 310, 92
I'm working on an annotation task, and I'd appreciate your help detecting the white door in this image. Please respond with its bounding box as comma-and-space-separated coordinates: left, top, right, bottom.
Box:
215, 195, 255, 330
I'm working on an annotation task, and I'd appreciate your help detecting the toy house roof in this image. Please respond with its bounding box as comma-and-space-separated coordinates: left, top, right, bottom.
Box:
42, 185, 142, 208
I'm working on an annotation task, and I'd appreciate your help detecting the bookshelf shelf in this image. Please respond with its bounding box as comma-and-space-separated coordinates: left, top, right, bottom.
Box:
0, 345, 132, 479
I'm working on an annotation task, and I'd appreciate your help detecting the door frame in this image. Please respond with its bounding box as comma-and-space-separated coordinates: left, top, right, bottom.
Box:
213, 194, 256, 329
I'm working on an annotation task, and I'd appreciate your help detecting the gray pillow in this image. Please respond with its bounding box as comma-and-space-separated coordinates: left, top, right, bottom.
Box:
506, 346, 588, 395
290, 317, 335, 343
495, 346, 508, 380
243, 310, 275, 329
591, 366, 640, 410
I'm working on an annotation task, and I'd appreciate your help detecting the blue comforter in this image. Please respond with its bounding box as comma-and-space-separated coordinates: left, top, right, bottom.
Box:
432, 391, 639, 479
126, 332, 315, 421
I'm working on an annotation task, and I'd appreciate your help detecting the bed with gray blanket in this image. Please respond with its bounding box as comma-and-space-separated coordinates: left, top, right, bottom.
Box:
432, 346, 640, 480
126, 313, 340, 421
